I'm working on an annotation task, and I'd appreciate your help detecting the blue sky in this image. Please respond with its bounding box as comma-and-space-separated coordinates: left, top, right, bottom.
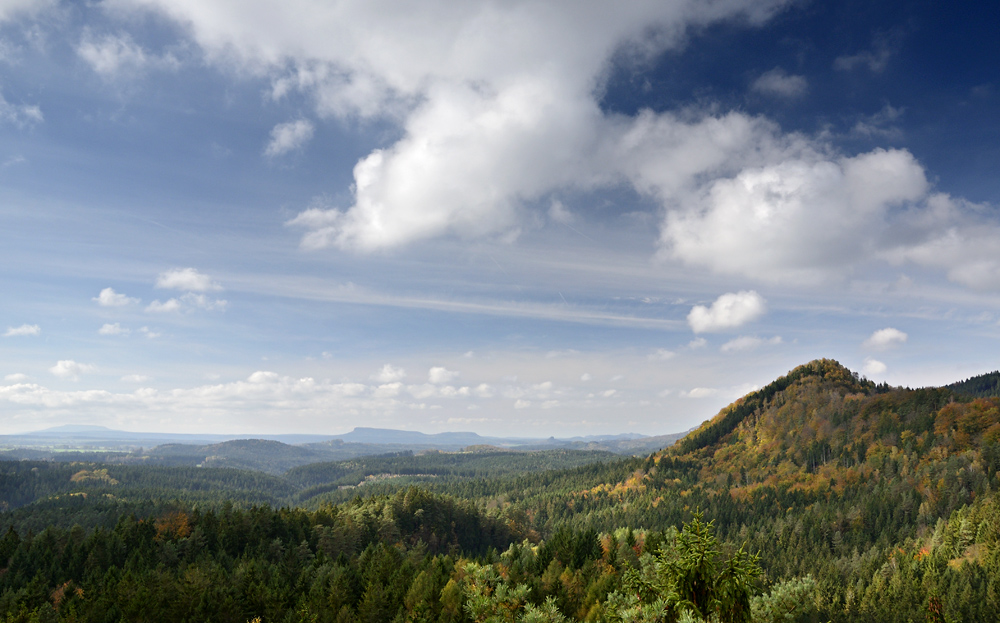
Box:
2, 0, 999, 436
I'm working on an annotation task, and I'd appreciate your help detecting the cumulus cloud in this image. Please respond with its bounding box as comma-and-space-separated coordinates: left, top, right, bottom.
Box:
751, 67, 807, 98
374, 364, 406, 383
428, 366, 459, 384
146, 277, 226, 313
687, 291, 766, 333
50, 360, 94, 380
64, 1, 998, 292
94, 287, 140, 307
864, 327, 907, 349
663, 149, 929, 283
881, 194, 1000, 291
110, 0, 798, 252
98, 323, 130, 336
156, 268, 220, 292
4, 373, 28, 382
139, 326, 161, 338
4, 324, 40, 337
121, 374, 151, 382
863, 357, 887, 376
264, 119, 314, 157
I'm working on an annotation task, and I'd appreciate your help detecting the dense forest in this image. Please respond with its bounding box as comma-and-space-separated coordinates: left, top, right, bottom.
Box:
2, 359, 999, 622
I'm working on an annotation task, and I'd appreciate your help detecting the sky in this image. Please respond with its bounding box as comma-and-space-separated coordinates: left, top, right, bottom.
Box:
1, 0, 999, 437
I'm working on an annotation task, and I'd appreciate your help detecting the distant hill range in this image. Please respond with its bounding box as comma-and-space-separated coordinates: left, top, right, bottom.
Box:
0, 424, 690, 473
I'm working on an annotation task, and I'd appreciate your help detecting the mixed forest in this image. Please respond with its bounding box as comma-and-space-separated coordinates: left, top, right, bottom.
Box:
2, 359, 1000, 622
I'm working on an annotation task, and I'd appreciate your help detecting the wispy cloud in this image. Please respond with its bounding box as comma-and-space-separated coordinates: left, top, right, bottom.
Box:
720, 335, 782, 352
156, 268, 221, 292
751, 68, 807, 98
0, 89, 42, 127
264, 119, 315, 157
98, 323, 129, 336
4, 324, 40, 337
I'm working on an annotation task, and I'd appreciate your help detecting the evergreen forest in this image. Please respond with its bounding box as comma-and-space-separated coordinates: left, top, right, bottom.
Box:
2, 359, 1000, 622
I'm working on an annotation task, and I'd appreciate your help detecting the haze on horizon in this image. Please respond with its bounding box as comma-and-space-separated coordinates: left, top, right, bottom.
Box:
2, 0, 999, 437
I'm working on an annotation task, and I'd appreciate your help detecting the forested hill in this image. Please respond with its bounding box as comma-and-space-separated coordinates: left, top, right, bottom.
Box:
660, 358, 999, 499
949, 369, 1000, 398
545, 358, 1000, 542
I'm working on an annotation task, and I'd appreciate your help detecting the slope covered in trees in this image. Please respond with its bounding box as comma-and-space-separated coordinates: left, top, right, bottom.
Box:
2, 359, 1000, 621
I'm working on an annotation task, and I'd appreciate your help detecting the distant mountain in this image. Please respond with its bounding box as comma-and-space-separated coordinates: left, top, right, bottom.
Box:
33, 425, 116, 434
331, 427, 497, 446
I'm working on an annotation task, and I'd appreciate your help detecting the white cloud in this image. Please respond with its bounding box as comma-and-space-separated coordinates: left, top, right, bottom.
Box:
428, 366, 459, 384
864, 327, 907, 350
751, 67, 807, 98
0, 89, 42, 127
146, 299, 180, 313
720, 335, 782, 352
373, 382, 403, 398
264, 119, 314, 157
4, 324, 40, 337
139, 326, 161, 338
663, 149, 929, 283
688, 337, 707, 349
50, 360, 95, 380
121, 374, 150, 382
374, 364, 406, 383
881, 194, 1000, 291
687, 291, 766, 333
156, 268, 221, 292
94, 287, 140, 307
66, 1, 1000, 294
863, 357, 887, 376
98, 323, 130, 336
4, 373, 28, 382
113, 0, 795, 252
